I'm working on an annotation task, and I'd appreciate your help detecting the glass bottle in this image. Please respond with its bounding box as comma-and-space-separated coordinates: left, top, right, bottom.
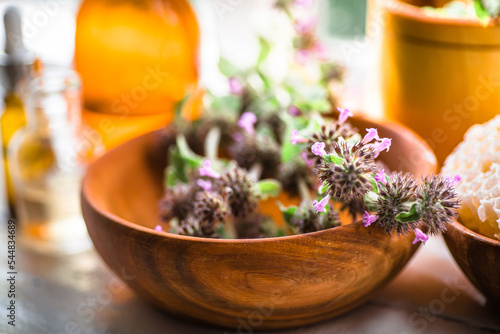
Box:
74, 0, 201, 150
8, 69, 103, 255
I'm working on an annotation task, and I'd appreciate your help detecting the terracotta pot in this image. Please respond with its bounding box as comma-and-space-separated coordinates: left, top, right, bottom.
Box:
380, 0, 500, 166
443, 219, 500, 304
81, 116, 436, 330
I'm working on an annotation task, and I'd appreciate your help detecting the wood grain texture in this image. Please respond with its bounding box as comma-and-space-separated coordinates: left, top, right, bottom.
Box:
443, 219, 500, 304
81, 116, 437, 330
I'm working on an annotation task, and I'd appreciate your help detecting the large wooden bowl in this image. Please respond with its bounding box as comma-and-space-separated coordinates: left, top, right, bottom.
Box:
81, 117, 437, 330
443, 219, 500, 304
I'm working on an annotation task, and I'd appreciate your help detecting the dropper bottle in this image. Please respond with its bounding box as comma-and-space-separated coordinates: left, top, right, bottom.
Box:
0, 7, 37, 216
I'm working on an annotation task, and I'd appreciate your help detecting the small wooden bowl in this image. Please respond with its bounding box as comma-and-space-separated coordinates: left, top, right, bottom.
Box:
443, 219, 500, 303
81, 117, 437, 330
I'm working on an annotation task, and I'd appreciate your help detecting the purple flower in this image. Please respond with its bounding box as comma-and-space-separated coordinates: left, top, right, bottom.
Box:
197, 179, 212, 191
232, 132, 244, 142
373, 138, 392, 157
412, 228, 429, 244
445, 174, 462, 187
337, 107, 353, 125
313, 194, 331, 213
290, 129, 307, 145
301, 151, 314, 167
288, 105, 301, 117
229, 77, 244, 95
311, 142, 327, 157
295, 49, 312, 65
374, 169, 387, 185
362, 128, 380, 144
154, 225, 163, 232
313, 42, 329, 61
362, 211, 377, 227
237, 112, 257, 135
199, 159, 220, 178
294, 16, 317, 35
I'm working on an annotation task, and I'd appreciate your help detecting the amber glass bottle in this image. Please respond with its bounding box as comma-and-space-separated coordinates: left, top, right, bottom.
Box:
75, 0, 200, 149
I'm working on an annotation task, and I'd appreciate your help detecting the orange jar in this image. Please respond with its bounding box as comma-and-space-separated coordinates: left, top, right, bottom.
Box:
380, 0, 500, 166
75, 0, 200, 149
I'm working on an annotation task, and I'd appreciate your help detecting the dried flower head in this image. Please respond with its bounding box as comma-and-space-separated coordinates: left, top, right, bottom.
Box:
279, 158, 316, 197
194, 191, 230, 236
174, 215, 210, 238
418, 174, 461, 235
160, 184, 195, 222
217, 165, 260, 218
229, 133, 281, 179
290, 201, 340, 234
317, 142, 377, 202
306, 122, 356, 163
374, 172, 420, 235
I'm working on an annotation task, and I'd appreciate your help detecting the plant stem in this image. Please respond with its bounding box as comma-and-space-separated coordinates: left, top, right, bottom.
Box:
205, 127, 221, 161
298, 178, 310, 201
248, 163, 263, 181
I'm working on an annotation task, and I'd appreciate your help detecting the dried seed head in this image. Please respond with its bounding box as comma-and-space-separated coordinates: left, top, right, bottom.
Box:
279, 157, 316, 197
160, 184, 195, 222
318, 142, 377, 202
375, 172, 420, 235
290, 202, 341, 234
217, 165, 260, 218
306, 123, 356, 161
194, 192, 230, 236
175, 215, 218, 238
229, 133, 281, 179
418, 174, 461, 235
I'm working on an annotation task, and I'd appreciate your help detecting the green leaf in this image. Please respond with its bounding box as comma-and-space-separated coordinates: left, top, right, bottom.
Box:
395, 203, 421, 223
370, 177, 379, 193
257, 37, 271, 65
318, 181, 329, 195
323, 154, 343, 165
256, 179, 282, 199
278, 203, 297, 225
218, 57, 239, 77
473, 0, 491, 22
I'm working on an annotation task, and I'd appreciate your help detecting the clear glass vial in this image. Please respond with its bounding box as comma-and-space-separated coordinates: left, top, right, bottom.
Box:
8, 69, 102, 255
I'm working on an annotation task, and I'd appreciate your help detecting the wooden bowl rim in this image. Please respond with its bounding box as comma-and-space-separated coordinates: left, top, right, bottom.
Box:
81, 115, 436, 244
448, 218, 500, 247
385, 0, 500, 28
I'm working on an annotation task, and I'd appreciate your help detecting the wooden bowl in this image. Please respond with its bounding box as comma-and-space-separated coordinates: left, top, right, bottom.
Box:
443, 219, 500, 303
81, 117, 437, 330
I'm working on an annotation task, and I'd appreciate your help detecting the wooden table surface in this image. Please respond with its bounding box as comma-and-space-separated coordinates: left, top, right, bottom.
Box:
1, 226, 500, 334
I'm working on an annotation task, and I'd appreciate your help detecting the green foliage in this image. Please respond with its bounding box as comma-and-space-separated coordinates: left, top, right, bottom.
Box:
255, 179, 282, 199
394, 203, 421, 223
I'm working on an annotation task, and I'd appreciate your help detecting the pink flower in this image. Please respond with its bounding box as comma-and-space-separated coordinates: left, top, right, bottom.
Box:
337, 107, 353, 125
362, 128, 380, 144
288, 105, 301, 117
313, 42, 329, 61
311, 142, 327, 156
412, 228, 429, 245
294, 16, 317, 35
313, 194, 331, 213
445, 174, 462, 187
197, 179, 212, 191
199, 159, 220, 178
290, 129, 307, 145
362, 211, 377, 227
229, 77, 244, 95
374, 169, 387, 185
373, 138, 392, 157
301, 151, 314, 167
154, 225, 163, 232
237, 112, 257, 135
293, 0, 314, 7
232, 132, 244, 142
295, 49, 312, 64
